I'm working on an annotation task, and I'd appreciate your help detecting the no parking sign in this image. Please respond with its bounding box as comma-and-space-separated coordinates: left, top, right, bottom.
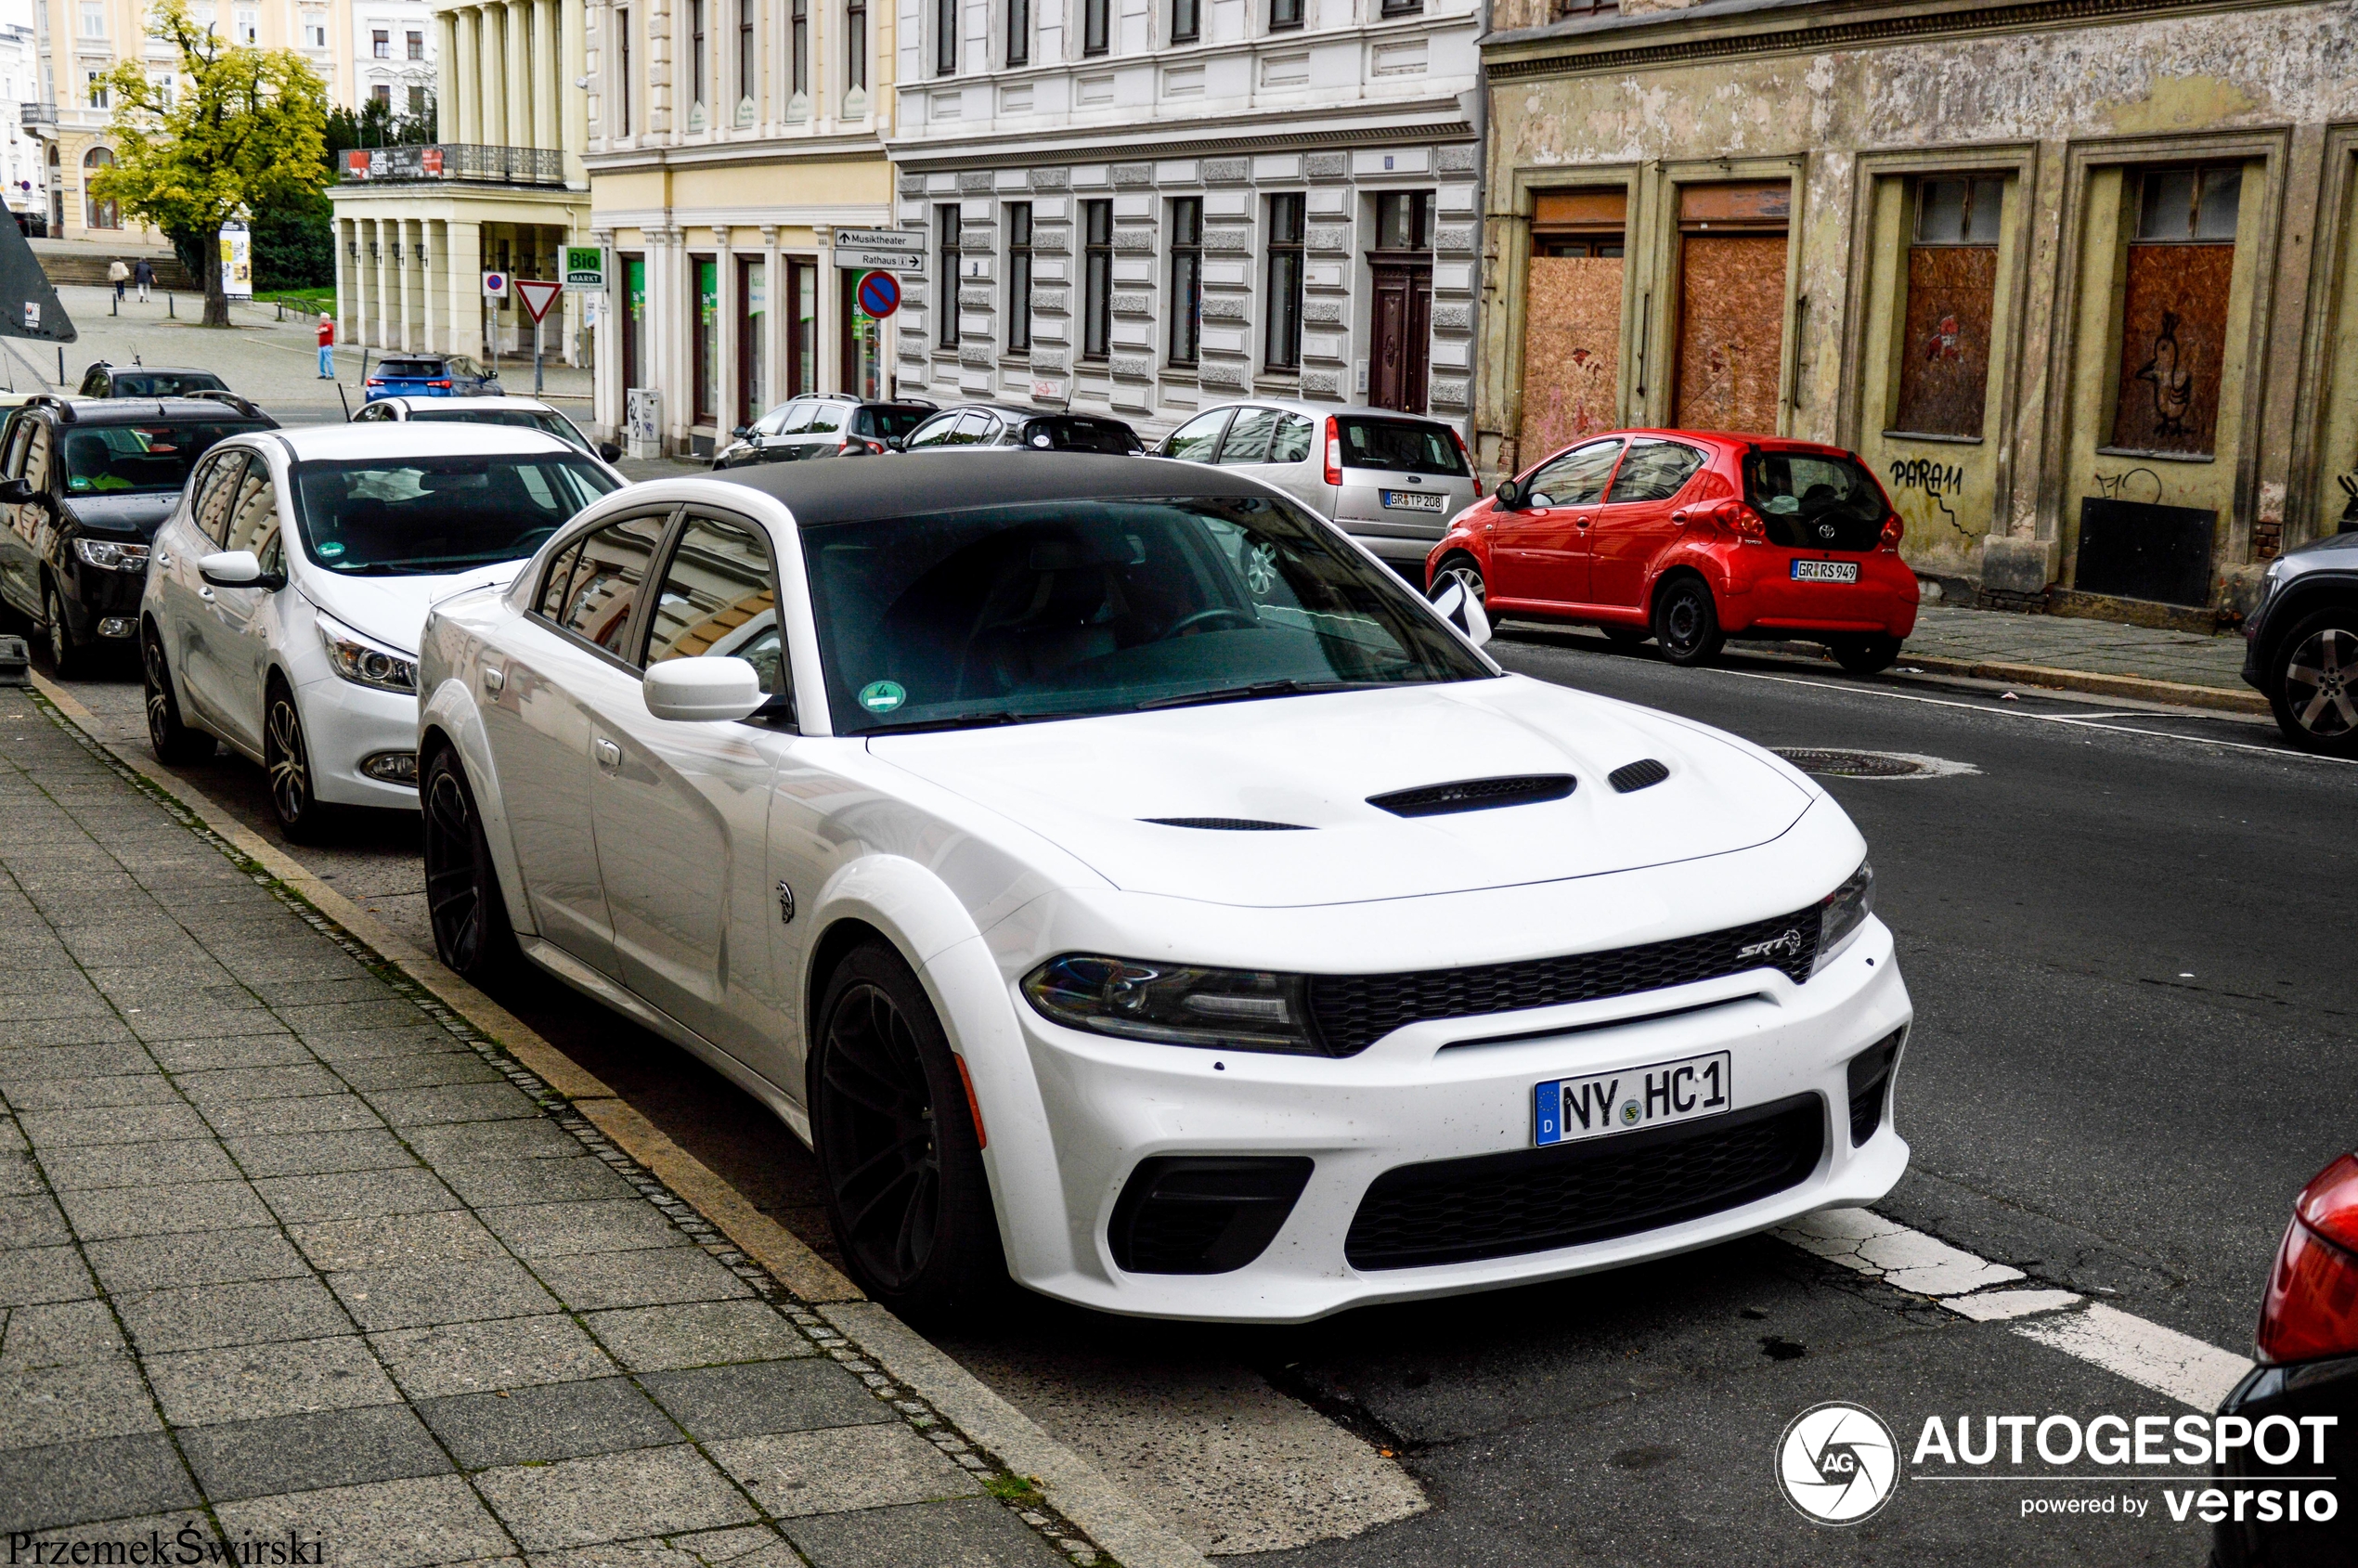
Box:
856, 269, 900, 319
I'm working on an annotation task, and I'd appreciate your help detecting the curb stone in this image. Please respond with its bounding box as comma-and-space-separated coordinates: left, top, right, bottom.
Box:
27, 674, 1213, 1568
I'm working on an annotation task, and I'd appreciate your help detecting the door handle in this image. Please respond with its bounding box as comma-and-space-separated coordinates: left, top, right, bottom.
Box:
198, 586, 214, 602
592, 737, 620, 768
154, 551, 173, 569
1574, 514, 1595, 528
482, 666, 505, 694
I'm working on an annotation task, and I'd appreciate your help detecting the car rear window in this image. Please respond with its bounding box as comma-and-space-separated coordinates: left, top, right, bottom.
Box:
109, 371, 226, 397
376, 359, 443, 378
1027, 417, 1142, 454
1336, 418, 1467, 477
864, 406, 933, 441
1743, 450, 1889, 551
61, 421, 266, 495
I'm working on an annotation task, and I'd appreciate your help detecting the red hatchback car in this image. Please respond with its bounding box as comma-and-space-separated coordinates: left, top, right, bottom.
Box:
1426, 430, 1921, 672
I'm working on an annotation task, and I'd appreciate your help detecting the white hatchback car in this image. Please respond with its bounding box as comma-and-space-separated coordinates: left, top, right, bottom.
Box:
416, 454, 1911, 1323
139, 424, 622, 838
347, 395, 625, 469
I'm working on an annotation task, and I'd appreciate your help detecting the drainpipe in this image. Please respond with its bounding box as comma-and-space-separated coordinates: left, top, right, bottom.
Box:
1466, 0, 1491, 470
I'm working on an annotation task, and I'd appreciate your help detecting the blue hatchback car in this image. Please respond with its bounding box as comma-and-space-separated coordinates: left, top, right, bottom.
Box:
364, 354, 504, 401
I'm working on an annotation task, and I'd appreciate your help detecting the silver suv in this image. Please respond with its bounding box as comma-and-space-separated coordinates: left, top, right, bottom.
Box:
1157, 399, 1481, 571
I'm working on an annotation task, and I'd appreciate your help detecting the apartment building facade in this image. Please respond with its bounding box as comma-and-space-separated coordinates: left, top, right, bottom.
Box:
884, 0, 1483, 440
0, 23, 51, 225
32, 0, 440, 242
329, 0, 589, 362
1478, 0, 2358, 625
580, 0, 900, 453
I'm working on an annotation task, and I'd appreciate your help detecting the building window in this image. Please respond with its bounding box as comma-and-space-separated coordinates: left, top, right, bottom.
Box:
82, 145, 116, 228
2108, 165, 2242, 458
1172, 0, 1198, 43
407, 84, 425, 117
693, 256, 720, 423
236, 7, 255, 42
935, 0, 954, 74
371, 84, 391, 106
1551, 0, 1617, 13
1375, 190, 1433, 251
1891, 175, 2002, 440
372, 29, 390, 58
737, 0, 753, 105
690, 0, 707, 108
616, 8, 631, 132
1082, 200, 1112, 359
1082, 0, 1108, 55
1270, 0, 1302, 30
76, 0, 101, 35
84, 71, 107, 109
1169, 197, 1201, 365
1005, 202, 1032, 354
1264, 193, 1304, 370
937, 203, 961, 348
789, 0, 807, 95
407, 29, 423, 58
1005, 0, 1027, 66
845, 0, 867, 94
303, 14, 325, 46
1380, 0, 1420, 12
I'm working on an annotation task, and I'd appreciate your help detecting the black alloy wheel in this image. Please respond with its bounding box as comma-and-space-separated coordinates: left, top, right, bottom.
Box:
1831, 634, 1904, 676
811, 940, 1005, 1322
263, 685, 330, 843
1652, 576, 1726, 667
421, 748, 519, 980
43, 578, 84, 680
2270, 609, 2358, 758
141, 627, 214, 763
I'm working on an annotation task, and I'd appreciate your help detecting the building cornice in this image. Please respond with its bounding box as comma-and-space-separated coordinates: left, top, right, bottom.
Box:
884, 100, 1478, 172
582, 131, 890, 172
1483, 0, 2323, 79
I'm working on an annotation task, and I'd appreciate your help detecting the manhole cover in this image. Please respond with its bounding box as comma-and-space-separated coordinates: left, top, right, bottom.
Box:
1771, 748, 1978, 780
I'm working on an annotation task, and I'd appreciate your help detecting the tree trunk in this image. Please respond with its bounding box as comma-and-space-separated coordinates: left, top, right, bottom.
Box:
202, 274, 228, 327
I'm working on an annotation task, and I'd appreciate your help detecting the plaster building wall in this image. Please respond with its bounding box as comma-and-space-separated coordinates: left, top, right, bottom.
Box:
1479, 0, 2358, 623
885, 0, 1484, 440
582, 0, 900, 451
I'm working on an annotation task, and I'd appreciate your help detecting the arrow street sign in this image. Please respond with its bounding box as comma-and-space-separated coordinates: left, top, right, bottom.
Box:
833, 227, 925, 275
514, 279, 563, 324
856, 270, 901, 319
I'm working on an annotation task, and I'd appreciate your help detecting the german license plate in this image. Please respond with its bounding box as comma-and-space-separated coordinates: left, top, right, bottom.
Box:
1791, 560, 1859, 583
1534, 1051, 1732, 1146
1383, 489, 1445, 512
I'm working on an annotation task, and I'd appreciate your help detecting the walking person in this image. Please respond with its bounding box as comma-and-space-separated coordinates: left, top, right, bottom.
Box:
132, 258, 151, 302
108, 258, 127, 304
317, 313, 335, 379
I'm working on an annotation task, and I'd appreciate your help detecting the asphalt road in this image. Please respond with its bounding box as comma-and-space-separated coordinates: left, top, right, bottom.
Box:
42, 626, 2356, 1565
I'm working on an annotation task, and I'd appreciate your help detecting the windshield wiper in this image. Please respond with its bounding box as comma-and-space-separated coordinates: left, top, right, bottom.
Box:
863, 711, 1036, 734
1134, 679, 1375, 712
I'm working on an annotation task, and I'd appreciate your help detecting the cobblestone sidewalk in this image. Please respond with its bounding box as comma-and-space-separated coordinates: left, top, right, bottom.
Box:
0, 688, 1085, 1568
1897, 603, 2248, 693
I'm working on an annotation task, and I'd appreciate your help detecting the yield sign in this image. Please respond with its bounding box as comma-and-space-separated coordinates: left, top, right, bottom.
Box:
513, 279, 564, 324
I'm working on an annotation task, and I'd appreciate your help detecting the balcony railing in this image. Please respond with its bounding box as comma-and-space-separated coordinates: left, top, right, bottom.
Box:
337, 143, 566, 188
20, 103, 57, 126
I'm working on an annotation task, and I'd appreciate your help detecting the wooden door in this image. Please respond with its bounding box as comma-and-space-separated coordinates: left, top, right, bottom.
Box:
1673, 233, 1786, 434
1369, 266, 1431, 414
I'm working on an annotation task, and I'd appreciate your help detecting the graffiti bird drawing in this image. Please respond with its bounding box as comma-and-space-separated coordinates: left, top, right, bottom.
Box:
2135, 310, 2196, 437
1924, 315, 1963, 362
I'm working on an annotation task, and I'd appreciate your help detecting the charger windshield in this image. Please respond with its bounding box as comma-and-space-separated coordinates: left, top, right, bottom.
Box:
802, 494, 1494, 733
289, 455, 620, 576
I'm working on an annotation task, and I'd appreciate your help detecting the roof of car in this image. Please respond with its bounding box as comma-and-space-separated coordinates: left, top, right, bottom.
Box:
784, 392, 937, 408
1197, 397, 1460, 424
372, 395, 565, 414
94, 364, 216, 378
706, 449, 1250, 526
250, 423, 581, 460
19, 396, 271, 425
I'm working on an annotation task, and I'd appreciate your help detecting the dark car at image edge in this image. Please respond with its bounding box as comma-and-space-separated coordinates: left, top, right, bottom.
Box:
2242, 525, 2358, 757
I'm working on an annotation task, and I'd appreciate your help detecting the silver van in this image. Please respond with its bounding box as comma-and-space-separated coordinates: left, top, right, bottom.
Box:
1156, 399, 1481, 575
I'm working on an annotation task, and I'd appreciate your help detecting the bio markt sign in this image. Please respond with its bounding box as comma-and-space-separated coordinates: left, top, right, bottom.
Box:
564, 247, 605, 290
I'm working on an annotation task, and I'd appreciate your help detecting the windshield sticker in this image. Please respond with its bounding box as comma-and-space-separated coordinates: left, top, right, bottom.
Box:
317, 540, 346, 558
858, 680, 906, 715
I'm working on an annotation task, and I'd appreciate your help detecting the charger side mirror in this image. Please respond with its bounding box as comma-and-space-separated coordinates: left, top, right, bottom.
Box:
643, 656, 766, 722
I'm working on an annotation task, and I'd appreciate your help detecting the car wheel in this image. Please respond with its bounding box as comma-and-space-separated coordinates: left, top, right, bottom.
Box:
264, 684, 332, 843
42, 578, 84, 680
2268, 608, 2358, 759
810, 940, 1006, 1323
141, 627, 214, 763
1831, 634, 1903, 676
1652, 577, 1726, 667
1429, 554, 1484, 605
421, 747, 520, 981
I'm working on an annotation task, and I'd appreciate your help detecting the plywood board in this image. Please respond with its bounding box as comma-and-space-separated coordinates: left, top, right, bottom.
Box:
1894, 244, 1997, 439
2109, 241, 2234, 457
1519, 255, 1623, 460
1674, 233, 1786, 436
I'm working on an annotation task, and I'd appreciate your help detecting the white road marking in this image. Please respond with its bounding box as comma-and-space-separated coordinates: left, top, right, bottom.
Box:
1781, 1208, 2254, 1410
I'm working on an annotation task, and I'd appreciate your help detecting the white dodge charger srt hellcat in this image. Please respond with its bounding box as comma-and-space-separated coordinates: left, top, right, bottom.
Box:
415, 453, 1911, 1323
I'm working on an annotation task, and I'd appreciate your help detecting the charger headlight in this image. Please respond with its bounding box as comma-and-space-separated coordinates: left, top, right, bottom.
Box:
1812, 859, 1874, 974
317, 614, 417, 693
1022, 955, 1321, 1055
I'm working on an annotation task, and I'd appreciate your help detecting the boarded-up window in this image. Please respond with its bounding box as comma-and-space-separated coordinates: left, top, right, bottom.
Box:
1893, 175, 2001, 439
1519, 188, 1625, 462
2108, 166, 2241, 457
1673, 182, 1789, 437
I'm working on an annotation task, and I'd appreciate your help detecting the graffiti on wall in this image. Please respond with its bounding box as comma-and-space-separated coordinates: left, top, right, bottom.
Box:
1886, 456, 1967, 543
2110, 244, 2233, 456
2093, 467, 2165, 506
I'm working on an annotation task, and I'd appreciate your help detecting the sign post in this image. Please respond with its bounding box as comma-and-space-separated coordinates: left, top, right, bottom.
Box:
481, 271, 509, 383
513, 279, 564, 395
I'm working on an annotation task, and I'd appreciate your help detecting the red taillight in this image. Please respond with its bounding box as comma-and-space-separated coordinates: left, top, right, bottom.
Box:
1724, 503, 1768, 540
1450, 428, 1483, 498
1324, 417, 1342, 488
428, 380, 453, 389
2256, 1154, 2358, 1365
1879, 514, 1905, 552
365, 378, 383, 387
